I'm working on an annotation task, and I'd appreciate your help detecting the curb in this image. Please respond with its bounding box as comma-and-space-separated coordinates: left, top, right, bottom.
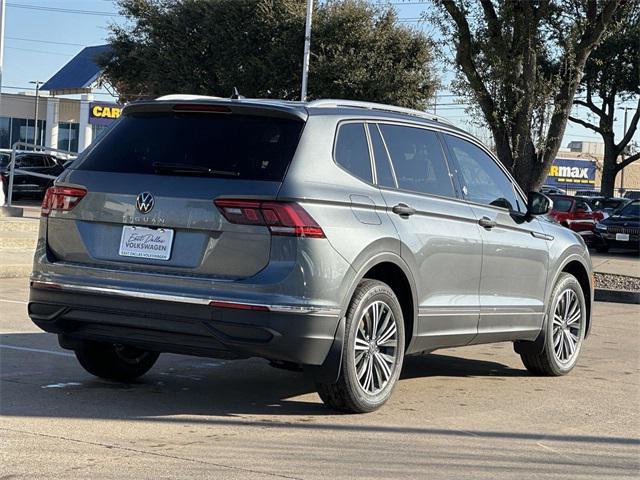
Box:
594, 288, 640, 305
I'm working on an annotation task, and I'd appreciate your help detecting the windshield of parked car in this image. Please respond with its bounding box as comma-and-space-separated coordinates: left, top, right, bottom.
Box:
552, 198, 573, 212
616, 200, 640, 218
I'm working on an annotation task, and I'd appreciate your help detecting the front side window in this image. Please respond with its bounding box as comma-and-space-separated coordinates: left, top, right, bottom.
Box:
445, 135, 523, 212
334, 123, 373, 183
379, 124, 455, 198
574, 200, 592, 213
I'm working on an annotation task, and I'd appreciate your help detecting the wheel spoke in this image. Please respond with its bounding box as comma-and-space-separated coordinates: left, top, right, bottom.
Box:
371, 303, 379, 339
355, 337, 369, 351
376, 308, 393, 340
377, 322, 397, 347
357, 354, 370, 380
374, 352, 391, 383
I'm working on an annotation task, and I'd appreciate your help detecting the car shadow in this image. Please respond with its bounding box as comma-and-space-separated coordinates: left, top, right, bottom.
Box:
2, 332, 525, 420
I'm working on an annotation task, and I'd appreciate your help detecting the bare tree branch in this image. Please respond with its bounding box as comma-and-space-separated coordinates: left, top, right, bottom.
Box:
617, 151, 640, 170
568, 115, 604, 135
479, 0, 501, 42
616, 98, 640, 151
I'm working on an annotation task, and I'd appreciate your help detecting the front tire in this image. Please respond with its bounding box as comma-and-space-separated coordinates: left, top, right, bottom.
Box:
316, 279, 405, 413
75, 341, 159, 381
520, 273, 586, 376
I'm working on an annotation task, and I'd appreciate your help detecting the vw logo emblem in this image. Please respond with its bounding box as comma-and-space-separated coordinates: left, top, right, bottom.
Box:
136, 192, 155, 214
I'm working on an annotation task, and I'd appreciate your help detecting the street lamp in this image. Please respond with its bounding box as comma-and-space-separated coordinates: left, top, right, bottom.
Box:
29, 80, 42, 147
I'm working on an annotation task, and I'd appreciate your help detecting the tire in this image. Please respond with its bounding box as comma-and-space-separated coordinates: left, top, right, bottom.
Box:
75, 341, 159, 381
316, 279, 405, 413
520, 273, 586, 376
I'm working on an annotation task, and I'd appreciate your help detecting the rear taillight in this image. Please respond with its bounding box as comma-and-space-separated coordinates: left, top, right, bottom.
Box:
214, 199, 325, 238
41, 186, 87, 217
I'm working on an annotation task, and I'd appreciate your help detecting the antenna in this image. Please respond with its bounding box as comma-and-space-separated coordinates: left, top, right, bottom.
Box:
230, 87, 245, 100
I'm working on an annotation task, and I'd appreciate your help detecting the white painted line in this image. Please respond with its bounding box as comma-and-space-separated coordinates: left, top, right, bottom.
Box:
0, 299, 27, 305
0, 344, 74, 357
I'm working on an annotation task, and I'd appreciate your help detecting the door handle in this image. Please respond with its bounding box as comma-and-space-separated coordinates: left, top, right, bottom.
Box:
478, 216, 497, 229
392, 203, 416, 217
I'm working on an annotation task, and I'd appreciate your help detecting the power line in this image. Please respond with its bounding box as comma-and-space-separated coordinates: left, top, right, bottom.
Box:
6, 2, 121, 17
6, 36, 87, 47
5, 46, 74, 57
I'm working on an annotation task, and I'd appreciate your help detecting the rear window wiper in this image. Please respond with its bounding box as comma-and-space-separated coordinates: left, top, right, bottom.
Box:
152, 162, 240, 177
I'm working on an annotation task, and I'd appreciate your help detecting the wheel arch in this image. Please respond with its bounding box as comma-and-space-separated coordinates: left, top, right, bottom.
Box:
345, 253, 419, 352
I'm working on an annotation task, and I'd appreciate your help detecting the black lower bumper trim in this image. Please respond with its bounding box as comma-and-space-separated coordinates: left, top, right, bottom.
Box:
28, 287, 341, 367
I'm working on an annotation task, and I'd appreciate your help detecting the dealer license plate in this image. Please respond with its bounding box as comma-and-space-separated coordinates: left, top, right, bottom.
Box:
119, 226, 174, 260
615, 233, 630, 242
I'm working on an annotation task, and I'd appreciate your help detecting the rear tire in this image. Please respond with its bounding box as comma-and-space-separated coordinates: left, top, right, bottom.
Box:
316, 279, 405, 413
520, 273, 586, 376
75, 341, 159, 381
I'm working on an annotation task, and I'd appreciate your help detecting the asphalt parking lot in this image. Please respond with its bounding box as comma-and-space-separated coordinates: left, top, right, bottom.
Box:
1, 277, 639, 479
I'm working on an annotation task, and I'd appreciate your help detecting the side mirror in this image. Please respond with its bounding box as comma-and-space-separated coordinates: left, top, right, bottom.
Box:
528, 191, 552, 217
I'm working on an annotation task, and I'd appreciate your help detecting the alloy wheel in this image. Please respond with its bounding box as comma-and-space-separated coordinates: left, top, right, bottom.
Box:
353, 300, 399, 395
552, 289, 583, 364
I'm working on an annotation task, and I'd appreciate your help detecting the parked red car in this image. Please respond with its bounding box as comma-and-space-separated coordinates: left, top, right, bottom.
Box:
548, 195, 598, 240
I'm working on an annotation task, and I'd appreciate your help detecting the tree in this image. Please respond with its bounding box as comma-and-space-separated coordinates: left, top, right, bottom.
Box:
431, 0, 621, 192
100, 0, 436, 109
568, 4, 640, 197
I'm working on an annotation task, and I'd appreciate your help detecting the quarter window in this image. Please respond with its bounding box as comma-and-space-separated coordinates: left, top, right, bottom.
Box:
368, 124, 396, 188
334, 123, 373, 183
378, 124, 455, 198
445, 135, 523, 212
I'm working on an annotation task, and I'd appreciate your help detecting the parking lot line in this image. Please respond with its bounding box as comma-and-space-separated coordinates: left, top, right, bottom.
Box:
0, 344, 74, 357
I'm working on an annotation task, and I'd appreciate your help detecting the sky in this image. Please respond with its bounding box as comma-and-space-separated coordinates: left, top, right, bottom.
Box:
1, 0, 637, 149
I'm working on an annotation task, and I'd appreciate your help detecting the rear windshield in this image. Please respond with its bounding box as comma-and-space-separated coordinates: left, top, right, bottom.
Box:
76, 112, 304, 181
552, 198, 573, 212
0, 153, 10, 167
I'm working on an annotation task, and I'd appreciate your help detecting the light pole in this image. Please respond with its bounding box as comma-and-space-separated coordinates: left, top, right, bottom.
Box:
619, 106, 632, 194
300, 0, 313, 101
29, 80, 42, 147
0, 0, 5, 96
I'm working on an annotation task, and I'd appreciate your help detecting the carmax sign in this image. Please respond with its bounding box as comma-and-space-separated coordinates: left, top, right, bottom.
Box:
88, 102, 122, 126
546, 158, 596, 187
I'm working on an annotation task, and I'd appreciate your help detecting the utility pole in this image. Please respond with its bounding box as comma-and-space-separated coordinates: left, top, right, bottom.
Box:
619, 106, 631, 194
300, 0, 313, 101
30, 80, 42, 147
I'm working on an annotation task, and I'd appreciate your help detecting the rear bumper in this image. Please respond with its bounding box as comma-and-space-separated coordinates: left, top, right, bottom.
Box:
28, 282, 342, 367
593, 232, 640, 250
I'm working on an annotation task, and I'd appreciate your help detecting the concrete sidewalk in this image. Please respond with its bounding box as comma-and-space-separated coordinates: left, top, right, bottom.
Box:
591, 250, 640, 278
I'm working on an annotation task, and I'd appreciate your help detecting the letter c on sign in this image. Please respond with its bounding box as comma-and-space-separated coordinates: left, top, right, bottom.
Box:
92, 106, 103, 117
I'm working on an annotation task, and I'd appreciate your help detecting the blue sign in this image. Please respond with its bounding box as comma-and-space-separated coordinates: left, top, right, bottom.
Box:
545, 158, 596, 189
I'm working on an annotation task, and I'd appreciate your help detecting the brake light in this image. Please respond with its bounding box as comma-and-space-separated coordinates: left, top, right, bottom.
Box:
41, 186, 87, 217
214, 199, 325, 238
173, 104, 231, 113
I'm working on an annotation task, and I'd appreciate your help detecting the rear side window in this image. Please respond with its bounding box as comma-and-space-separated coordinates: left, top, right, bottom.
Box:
16, 155, 48, 167
334, 123, 373, 183
444, 135, 524, 212
552, 198, 573, 212
368, 124, 396, 189
77, 113, 304, 181
379, 124, 455, 198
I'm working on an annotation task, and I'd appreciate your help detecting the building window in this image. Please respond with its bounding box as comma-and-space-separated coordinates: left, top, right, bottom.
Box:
91, 124, 109, 142
0, 117, 46, 149
58, 122, 80, 153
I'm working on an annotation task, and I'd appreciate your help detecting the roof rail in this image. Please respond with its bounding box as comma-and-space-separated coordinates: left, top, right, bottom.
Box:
306, 99, 454, 126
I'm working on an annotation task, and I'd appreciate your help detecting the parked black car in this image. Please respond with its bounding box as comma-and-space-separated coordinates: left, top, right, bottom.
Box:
0, 152, 66, 200
593, 200, 640, 253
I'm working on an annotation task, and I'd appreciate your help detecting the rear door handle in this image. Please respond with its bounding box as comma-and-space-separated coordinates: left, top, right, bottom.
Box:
392, 203, 416, 217
478, 216, 497, 229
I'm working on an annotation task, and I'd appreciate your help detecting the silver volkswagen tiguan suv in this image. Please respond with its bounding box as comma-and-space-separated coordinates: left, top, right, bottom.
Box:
29, 97, 593, 412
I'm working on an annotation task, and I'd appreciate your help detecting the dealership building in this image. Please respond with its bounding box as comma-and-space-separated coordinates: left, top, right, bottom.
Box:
0, 45, 120, 154
0, 45, 638, 193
